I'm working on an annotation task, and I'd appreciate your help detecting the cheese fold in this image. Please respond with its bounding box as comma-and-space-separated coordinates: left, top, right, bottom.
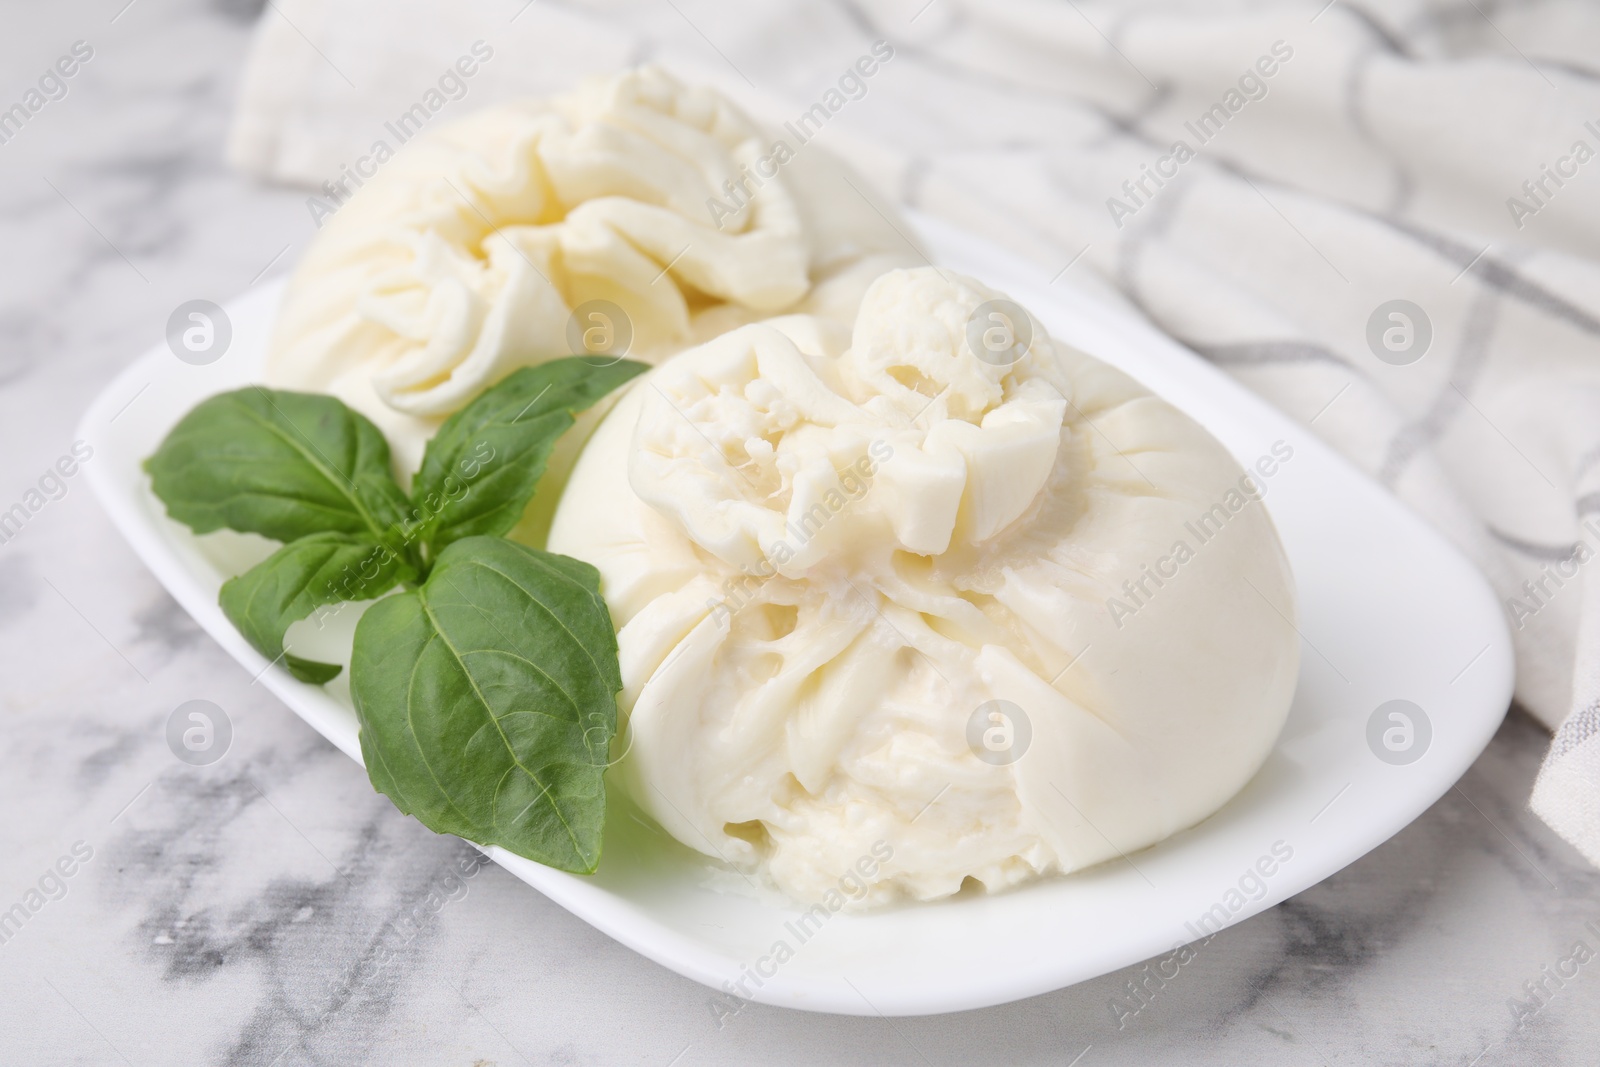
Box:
549, 267, 1299, 905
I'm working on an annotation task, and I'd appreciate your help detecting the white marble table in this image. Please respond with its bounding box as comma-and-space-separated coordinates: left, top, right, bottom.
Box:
1, 2, 1597, 1064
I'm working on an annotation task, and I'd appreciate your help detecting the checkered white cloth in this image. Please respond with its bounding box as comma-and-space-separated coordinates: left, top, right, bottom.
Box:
228, 0, 1600, 867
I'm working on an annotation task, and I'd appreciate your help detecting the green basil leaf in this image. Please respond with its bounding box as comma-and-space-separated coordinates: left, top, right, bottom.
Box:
145, 386, 411, 545
220, 532, 411, 684
410, 359, 648, 553
350, 536, 621, 872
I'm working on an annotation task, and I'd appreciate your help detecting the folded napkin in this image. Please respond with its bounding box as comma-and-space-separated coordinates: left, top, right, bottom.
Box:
228, 0, 1600, 867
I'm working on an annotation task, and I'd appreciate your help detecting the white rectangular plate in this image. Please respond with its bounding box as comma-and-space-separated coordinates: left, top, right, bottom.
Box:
80, 213, 1512, 1016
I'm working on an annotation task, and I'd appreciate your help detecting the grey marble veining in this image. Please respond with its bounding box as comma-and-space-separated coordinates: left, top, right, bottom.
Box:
0, 1, 1596, 1064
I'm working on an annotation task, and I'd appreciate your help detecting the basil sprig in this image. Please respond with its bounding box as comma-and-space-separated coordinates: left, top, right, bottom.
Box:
145, 358, 646, 872
354, 538, 619, 871
144, 387, 413, 547
219, 531, 410, 685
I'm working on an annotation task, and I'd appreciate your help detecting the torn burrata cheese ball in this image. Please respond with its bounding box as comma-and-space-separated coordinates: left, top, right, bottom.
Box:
548, 267, 1298, 905
264, 64, 918, 475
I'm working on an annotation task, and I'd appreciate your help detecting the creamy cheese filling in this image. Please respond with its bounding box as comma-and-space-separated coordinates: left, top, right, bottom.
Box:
549, 268, 1299, 905
264, 66, 918, 474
